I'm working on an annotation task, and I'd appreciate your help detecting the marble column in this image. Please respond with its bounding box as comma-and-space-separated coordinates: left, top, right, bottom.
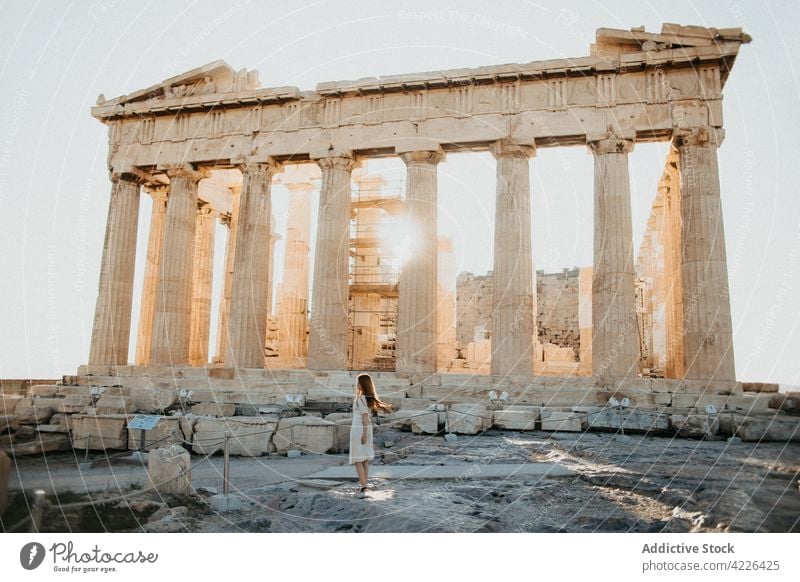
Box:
88, 172, 143, 365
214, 186, 240, 364
278, 182, 314, 360
150, 165, 204, 366
227, 162, 280, 368
673, 127, 735, 381
135, 186, 168, 366
189, 204, 216, 367
307, 155, 356, 370
490, 140, 535, 378
588, 137, 640, 379
396, 149, 443, 374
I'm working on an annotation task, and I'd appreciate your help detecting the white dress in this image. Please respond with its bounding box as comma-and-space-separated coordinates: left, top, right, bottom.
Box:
349, 395, 374, 464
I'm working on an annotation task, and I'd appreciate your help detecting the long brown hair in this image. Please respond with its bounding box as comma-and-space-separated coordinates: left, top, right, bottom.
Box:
356, 373, 392, 413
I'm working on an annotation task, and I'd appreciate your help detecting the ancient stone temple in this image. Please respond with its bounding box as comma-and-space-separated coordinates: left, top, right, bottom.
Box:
81, 23, 751, 404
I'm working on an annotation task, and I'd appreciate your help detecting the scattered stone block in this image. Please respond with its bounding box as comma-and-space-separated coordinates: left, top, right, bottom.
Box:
14, 397, 55, 424
131, 387, 178, 413
273, 416, 335, 454
30, 384, 58, 397
0, 415, 19, 433
95, 395, 135, 415
179, 415, 196, 446
36, 424, 70, 434
9, 435, 69, 455
446, 404, 492, 434
0, 396, 23, 416
209, 493, 241, 513
540, 410, 583, 432
588, 409, 669, 433
287, 449, 302, 458
128, 417, 183, 451
70, 414, 128, 449
768, 393, 800, 415
57, 394, 92, 414
742, 382, 779, 393
14, 425, 34, 440
192, 417, 277, 456
492, 406, 539, 430
669, 413, 719, 439
671, 394, 699, 408
147, 445, 192, 495
720, 414, 800, 442
191, 403, 236, 417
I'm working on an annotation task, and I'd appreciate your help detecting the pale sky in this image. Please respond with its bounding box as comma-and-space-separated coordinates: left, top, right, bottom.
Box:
0, 0, 798, 385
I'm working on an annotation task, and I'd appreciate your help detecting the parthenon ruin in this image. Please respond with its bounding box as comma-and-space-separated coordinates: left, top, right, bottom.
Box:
81, 23, 752, 402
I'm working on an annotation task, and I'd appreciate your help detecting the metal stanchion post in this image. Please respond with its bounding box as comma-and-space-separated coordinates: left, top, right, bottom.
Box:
30, 489, 46, 533
223, 432, 231, 496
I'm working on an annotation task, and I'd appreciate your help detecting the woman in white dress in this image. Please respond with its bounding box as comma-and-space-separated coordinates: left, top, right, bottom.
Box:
350, 373, 392, 497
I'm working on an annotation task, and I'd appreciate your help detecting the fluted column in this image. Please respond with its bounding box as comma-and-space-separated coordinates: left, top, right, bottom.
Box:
214, 186, 240, 364
150, 165, 204, 366
396, 149, 443, 374
673, 127, 735, 382
88, 172, 143, 365
278, 182, 314, 360
135, 186, 168, 366
307, 155, 356, 370
589, 137, 640, 378
227, 161, 281, 368
189, 204, 216, 366
490, 140, 535, 378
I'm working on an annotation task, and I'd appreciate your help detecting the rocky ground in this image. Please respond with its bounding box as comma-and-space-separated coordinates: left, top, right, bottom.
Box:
3, 429, 799, 533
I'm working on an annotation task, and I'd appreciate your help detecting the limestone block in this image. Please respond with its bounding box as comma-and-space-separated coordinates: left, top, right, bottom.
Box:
191, 403, 236, 417
9, 435, 69, 455
671, 394, 699, 409
332, 418, 352, 453
128, 417, 183, 451
324, 412, 351, 422
768, 393, 800, 414
0, 449, 9, 515
0, 415, 19, 433
669, 413, 719, 439
147, 445, 192, 495
588, 409, 669, 433
653, 393, 672, 406
57, 394, 92, 414
70, 414, 128, 449
192, 417, 277, 456
742, 382, 779, 393
446, 404, 492, 434
131, 387, 179, 413
540, 410, 583, 432
720, 414, 800, 443
492, 407, 539, 430
0, 396, 22, 415
179, 415, 196, 445
14, 398, 55, 424
94, 395, 134, 415
36, 424, 70, 434
30, 384, 58, 397
273, 416, 335, 454
723, 393, 774, 414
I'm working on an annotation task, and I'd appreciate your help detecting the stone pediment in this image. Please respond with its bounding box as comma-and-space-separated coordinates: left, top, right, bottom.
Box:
96, 60, 260, 107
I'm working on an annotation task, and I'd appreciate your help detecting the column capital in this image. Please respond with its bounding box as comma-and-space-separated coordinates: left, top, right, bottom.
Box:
587, 137, 634, 155
490, 139, 536, 159
315, 154, 358, 172
237, 159, 282, 177
143, 184, 169, 201
399, 148, 444, 166
219, 213, 232, 228
196, 202, 217, 217
162, 164, 207, 182
672, 126, 724, 149
110, 171, 148, 186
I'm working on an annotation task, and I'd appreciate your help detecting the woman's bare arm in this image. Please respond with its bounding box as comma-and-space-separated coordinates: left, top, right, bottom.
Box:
361, 412, 369, 444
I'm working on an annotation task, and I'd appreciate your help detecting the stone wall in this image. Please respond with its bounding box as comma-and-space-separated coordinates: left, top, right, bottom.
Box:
536, 268, 580, 356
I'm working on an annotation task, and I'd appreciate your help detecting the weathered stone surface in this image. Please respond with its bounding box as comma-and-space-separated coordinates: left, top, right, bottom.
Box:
446, 404, 492, 434
131, 387, 178, 413
95, 395, 135, 415
8, 435, 69, 455
719, 414, 800, 442
742, 382, 779, 393
191, 402, 236, 417
492, 406, 539, 430
0, 450, 9, 514
179, 415, 196, 445
57, 394, 92, 413
70, 414, 128, 449
274, 416, 335, 454
768, 393, 800, 415
588, 409, 670, 433
669, 413, 719, 439
331, 418, 352, 454
14, 397, 55, 424
671, 394, 699, 408
540, 410, 583, 432
128, 417, 183, 451
192, 417, 276, 456
147, 445, 192, 495
384, 409, 441, 434
30, 384, 58, 397
36, 424, 70, 434
0, 396, 22, 416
